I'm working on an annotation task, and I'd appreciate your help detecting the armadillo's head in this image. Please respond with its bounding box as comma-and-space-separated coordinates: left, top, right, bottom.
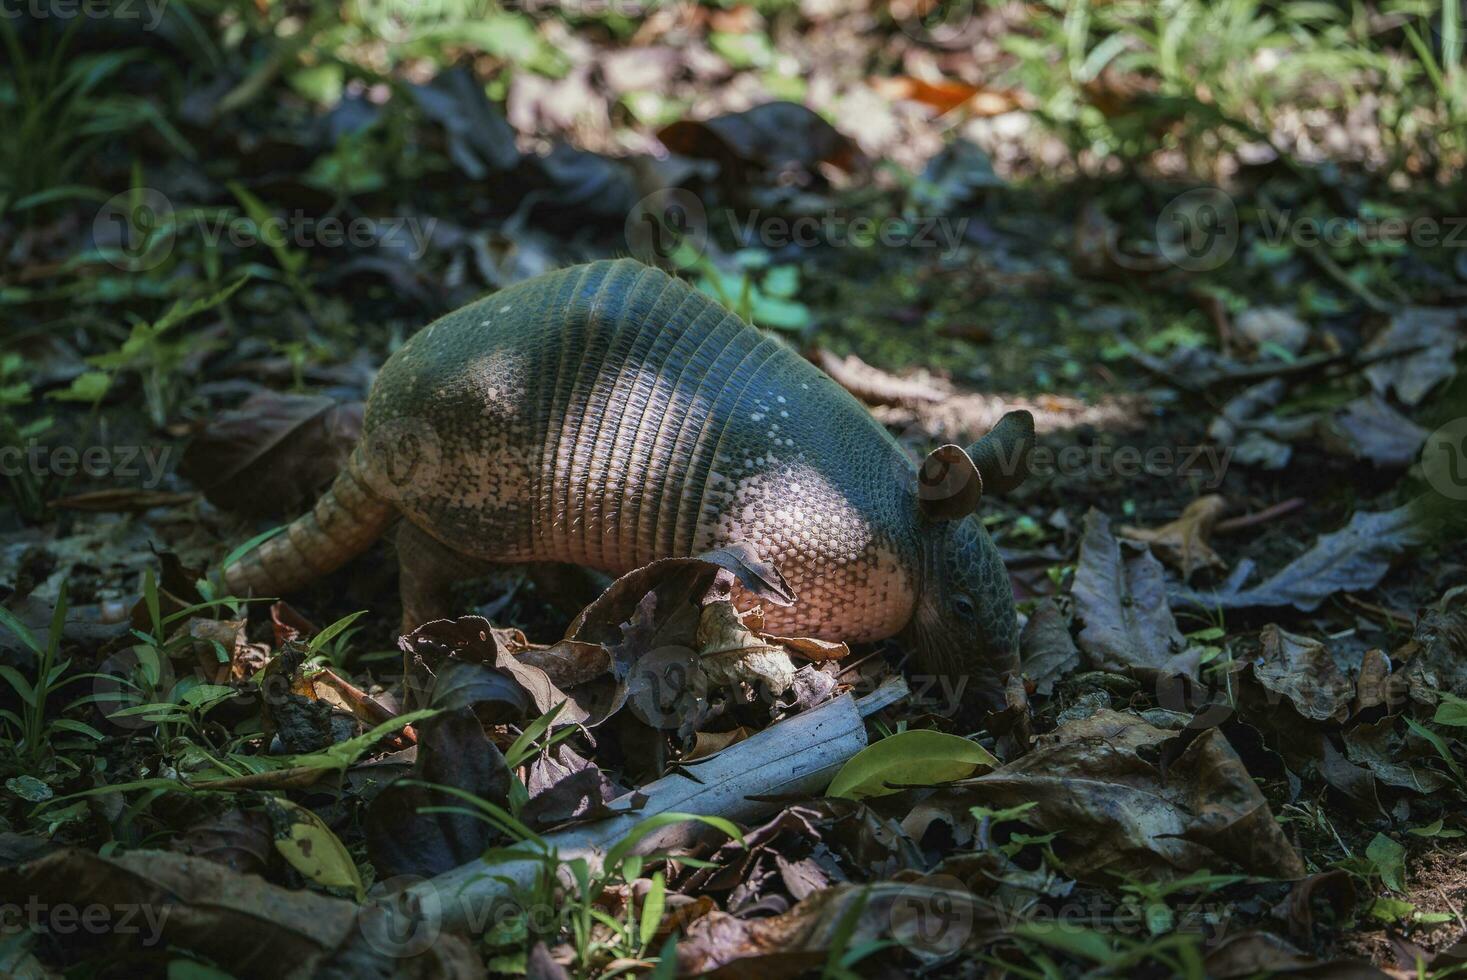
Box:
900, 410, 1035, 717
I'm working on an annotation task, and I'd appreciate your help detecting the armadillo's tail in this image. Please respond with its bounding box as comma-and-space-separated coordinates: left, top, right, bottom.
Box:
218, 446, 396, 597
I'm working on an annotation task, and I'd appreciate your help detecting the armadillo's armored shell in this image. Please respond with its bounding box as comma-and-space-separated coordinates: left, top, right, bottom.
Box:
367, 259, 921, 641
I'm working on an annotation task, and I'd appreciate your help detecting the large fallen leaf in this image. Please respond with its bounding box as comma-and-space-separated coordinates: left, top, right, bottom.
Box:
677, 880, 1002, 976
657, 101, 859, 178
179, 391, 362, 518
696, 600, 796, 698
1072, 509, 1199, 681
567, 543, 795, 649
961, 710, 1306, 882
564, 544, 795, 730
1119, 495, 1228, 581
1173, 504, 1430, 612
0, 848, 483, 978
365, 707, 511, 879
827, 730, 998, 800
495, 627, 612, 689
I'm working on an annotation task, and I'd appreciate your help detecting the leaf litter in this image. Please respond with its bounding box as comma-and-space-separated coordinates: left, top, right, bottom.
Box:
2, 4, 1466, 975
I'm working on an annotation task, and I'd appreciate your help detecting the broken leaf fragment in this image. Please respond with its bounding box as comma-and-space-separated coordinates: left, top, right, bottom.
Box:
1251, 625, 1353, 723
696, 600, 796, 697
1019, 598, 1080, 696
266, 797, 365, 900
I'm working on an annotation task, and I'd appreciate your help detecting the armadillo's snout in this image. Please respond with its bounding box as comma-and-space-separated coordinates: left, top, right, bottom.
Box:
905, 515, 1021, 717
904, 409, 1034, 717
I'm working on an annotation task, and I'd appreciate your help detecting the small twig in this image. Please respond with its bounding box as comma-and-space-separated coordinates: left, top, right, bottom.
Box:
1340, 593, 1415, 628
1214, 497, 1306, 534
1193, 289, 1234, 358
1303, 247, 1391, 313
836, 648, 885, 678
1128, 341, 1429, 396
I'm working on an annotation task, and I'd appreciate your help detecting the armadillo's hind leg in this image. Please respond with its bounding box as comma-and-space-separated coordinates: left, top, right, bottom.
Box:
396, 521, 495, 633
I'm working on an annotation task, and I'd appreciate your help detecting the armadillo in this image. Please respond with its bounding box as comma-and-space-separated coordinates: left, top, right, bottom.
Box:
221, 259, 1034, 711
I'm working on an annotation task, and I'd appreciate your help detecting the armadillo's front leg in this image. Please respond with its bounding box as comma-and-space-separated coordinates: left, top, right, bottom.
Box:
396, 521, 494, 633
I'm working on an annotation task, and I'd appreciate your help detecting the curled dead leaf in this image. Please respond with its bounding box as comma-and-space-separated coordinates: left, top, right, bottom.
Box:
1119, 495, 1228, 581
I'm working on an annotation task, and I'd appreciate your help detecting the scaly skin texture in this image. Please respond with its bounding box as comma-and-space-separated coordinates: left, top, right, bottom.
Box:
222, 259, 1027, 709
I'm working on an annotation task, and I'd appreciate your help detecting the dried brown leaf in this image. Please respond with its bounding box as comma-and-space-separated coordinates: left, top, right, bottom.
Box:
963, 710, 1306, 882
1073, 509, 1199, 681
1119, 495, 1228, 581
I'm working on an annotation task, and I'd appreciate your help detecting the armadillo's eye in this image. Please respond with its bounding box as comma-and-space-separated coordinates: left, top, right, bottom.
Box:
952, 594, 977, 621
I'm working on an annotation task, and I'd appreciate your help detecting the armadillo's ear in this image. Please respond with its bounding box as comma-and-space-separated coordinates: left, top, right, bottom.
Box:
967, 410, 1035, 496
917, 444, 983, 521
